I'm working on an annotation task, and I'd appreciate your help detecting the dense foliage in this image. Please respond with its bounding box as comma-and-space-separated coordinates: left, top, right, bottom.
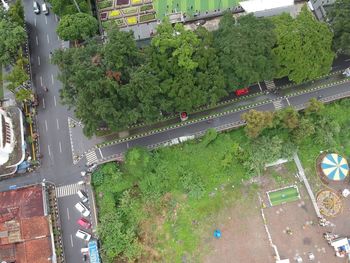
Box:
49, 0, 89, 17
0, 7, 26, 65
214, 13, 277, 87
93, 96, 350, 262
328, 0, 350, 55
272, 7, 334, 84
53, 9, 335, 135
56, 13, 98, 41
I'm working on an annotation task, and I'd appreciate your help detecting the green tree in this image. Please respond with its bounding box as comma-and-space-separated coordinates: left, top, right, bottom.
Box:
280, 107, 299, 130
304, 98, 325, 116
15, 88, 32, 102
50, 0, 88, 17
328, 0, 350, 54
146, 20, 226, 112
0, 8, 26, 65
214, 13, 277, 88
5, 55, 29, 92
241, 109, 274, 138
56, 13, 98, 41
8, 0, 24, 25
272, 7, 334, 83
52, 25, 142, 136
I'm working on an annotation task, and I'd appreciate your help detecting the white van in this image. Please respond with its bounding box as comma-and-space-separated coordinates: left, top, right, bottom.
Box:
77, 190, 88, 203
42, 3, 49, 15
76, 230, 91, 241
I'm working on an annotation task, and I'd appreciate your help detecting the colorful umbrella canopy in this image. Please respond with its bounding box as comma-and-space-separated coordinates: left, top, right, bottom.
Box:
321, 153, 349, 181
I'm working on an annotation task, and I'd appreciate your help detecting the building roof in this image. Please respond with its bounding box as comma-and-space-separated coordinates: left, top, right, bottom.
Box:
240, 0, 294, 13
0, 185, 52, 263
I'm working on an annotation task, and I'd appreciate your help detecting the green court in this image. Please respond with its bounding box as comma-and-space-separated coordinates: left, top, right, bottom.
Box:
153, 0, 240, 19
268, 186, 300, 206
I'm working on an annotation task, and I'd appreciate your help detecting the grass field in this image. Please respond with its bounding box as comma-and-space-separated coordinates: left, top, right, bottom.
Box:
268, 186, 300, 206
153, 0, 239, 19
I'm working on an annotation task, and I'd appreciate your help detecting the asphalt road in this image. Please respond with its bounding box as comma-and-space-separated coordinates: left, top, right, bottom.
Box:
1, 2, 349, 262
22, 1, 90, 262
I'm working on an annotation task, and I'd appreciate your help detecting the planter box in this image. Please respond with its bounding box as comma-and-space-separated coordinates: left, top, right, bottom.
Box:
139, 13, 155, 22
126, 16, 138, 25
140, 4, 153, 12
98, 0, 113, 10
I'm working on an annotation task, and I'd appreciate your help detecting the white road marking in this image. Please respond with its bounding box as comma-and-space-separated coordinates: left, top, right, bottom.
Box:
45, 120, 48, 131
34, 17, 36, 27
45, 15, 48, 25
59, 141, 62, 153
345, 59, 350, 62
51, 74, 54, 85
37, 56, 40, 66
98, 148, 104, 158
48, 145, 51, 156
55, 14, 58, 22
40, 76, 43, 86
286, 97, 290, 106
36, 36, 38, 46
127, 142, 129, 149
56, 119, 60, 130
42, 98, 45, 109
70, 234, 74, 247
67, 207, 70, 220
47, 34, 50, 44
258, 82, 262, 92
54, 95, 57, 106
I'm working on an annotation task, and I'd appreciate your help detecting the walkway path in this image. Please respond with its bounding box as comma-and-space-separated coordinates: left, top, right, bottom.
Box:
293, 153, 322, 218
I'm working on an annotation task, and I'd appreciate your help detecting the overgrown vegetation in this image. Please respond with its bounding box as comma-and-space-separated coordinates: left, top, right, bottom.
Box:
93, 96, 350, 262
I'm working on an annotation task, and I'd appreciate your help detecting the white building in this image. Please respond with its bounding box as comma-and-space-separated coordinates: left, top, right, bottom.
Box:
0, 107, 25, 176
0, 108, 15, 165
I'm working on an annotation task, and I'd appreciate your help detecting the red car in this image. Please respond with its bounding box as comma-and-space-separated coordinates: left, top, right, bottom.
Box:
77, 218, 92, 229
180, 112, 188, 121
235, 87, 249, 96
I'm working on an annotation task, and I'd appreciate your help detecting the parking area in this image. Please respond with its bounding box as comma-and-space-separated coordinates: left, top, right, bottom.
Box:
57, 176, 98, 263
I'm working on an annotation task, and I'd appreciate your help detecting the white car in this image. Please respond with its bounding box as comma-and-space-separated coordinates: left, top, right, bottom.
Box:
75, 202, 90, 217
77, 190, 88, 203
75, 230, 91, 241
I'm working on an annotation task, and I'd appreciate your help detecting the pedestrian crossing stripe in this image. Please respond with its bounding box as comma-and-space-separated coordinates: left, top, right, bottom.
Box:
56, 183, 84, 198
85, 150, 98, 165
265, 80, 276, 90
273, 100, 283, 110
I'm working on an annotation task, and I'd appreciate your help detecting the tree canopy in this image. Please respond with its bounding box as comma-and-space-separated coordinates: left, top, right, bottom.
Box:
0, 7, 26, 65
272, 7, 334, 83
214, 13, 277, 88
50, 0, 88, 17
56, 13, 98, 41
328, 0, 350, 55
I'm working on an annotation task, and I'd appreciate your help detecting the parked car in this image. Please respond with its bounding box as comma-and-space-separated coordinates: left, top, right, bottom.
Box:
180, 111, 188, 121
80, 170, 87, 177
77, 190, 88, 203
33, 1, 40, 14
81, 247, 89, 254
195, 19, 206, 26
75, 230, 91, 241
235, 87, 249, 96
87, 163, 98, 173
77, 218, 92, 229
75, 202, 90, 217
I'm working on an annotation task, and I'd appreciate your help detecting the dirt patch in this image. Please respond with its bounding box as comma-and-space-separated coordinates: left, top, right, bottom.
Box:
203, 198, 274, 263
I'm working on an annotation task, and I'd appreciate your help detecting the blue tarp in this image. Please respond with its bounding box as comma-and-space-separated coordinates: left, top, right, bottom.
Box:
88, 240, 101, 263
